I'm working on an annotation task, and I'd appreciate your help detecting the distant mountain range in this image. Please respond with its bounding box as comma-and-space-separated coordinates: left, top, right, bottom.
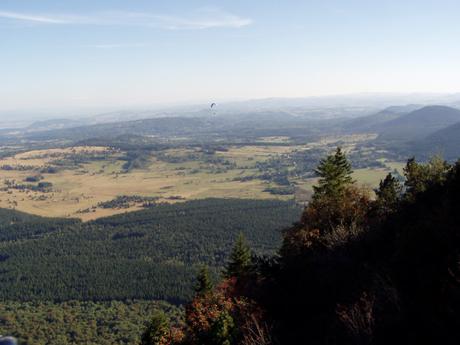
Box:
343, 104, 422, 133
3, 92, 460, 130
2, 97, 460, 160
376, 105, 460, 142
349, 105, 460, 160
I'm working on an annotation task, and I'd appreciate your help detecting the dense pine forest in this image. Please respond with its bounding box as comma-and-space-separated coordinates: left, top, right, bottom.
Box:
0, 199, 300, 302
146, 149, 460, 345
0, 300, 183, 345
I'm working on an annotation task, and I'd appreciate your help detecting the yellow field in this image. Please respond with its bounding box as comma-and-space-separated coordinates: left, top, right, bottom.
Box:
0, 145, 402, 221
0, 146, 286, 220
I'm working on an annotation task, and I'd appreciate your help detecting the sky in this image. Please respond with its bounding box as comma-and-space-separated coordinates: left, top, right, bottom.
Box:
1, 0, 460, 113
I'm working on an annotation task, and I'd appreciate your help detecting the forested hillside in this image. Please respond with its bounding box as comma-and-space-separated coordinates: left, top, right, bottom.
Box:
415, 121, 460, 160
0, 199, 300, 303
157, 150, 460, 345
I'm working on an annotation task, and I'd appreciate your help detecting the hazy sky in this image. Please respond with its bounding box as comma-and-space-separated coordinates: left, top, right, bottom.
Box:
1, 0, 460, 112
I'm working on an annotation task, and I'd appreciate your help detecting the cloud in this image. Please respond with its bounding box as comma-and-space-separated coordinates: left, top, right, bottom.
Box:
136, 9, 253, 30
0, 10, 70, 24
83, 43, 148, 49
0, 8, 252, 29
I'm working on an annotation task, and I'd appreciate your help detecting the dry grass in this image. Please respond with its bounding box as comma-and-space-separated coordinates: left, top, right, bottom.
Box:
0, 146, 287, 220
0, 143, 398, 221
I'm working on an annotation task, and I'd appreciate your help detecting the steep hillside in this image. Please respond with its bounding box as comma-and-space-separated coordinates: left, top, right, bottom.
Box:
176, 155, 460, 345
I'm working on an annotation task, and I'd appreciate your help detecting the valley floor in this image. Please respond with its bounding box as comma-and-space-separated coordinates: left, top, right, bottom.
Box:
0, 135, 401, 220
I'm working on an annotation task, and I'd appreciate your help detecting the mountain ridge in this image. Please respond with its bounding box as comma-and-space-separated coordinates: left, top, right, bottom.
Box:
376, 105, 460, 142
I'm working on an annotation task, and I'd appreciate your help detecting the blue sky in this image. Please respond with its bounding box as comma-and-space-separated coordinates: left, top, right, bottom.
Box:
1, 0, 460, 112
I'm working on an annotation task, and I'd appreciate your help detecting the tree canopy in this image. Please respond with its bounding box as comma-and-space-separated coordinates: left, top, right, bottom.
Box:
224, 233, 252, 279
194, 266, 213, 296
313, 147, 354, 200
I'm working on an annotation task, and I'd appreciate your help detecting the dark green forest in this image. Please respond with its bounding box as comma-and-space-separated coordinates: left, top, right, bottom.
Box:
0, 199, 300, 303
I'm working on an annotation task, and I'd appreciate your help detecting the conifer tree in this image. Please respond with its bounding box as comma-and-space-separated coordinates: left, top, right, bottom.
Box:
375, 173, 402, 214
313, 147, 354, 200
225, 233, 252, 279
195, 266, 213, 295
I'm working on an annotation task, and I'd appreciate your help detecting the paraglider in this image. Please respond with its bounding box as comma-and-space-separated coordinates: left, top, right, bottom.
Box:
210, 103, 217, 116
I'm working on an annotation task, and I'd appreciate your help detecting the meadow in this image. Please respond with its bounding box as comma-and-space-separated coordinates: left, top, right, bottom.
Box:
0, 139, 401, 220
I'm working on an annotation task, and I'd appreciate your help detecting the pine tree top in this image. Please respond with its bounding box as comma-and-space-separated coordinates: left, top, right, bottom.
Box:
313, 147, 354, 200
224, 233, 252, 279
194, 266, 213, 295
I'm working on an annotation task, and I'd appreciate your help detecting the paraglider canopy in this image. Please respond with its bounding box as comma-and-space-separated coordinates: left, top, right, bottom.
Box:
210, 103, 217, 116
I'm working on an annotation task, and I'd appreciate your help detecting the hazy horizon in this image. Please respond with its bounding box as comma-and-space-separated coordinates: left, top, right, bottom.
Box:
1, 91, 460, 123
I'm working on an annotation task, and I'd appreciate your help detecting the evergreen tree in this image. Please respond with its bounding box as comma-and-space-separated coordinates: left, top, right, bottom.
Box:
313, 147, 354, 200
225, 233, 252, 279
375, 173, 402, 215
195, 266, 213, 295
141, 311, 170, 345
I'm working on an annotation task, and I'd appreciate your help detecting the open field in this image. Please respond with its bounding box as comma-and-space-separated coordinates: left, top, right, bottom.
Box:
352, 168, 391, 187
0, 140, 402, 220
0, 146, 286, 220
